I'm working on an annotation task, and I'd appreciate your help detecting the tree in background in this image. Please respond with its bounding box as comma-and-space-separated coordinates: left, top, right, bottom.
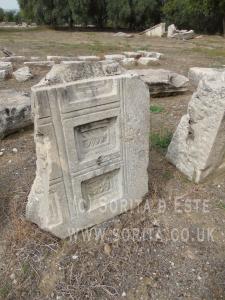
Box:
107, 0, 162, 29
0, 8, 4, 22
163, 0, 224, 34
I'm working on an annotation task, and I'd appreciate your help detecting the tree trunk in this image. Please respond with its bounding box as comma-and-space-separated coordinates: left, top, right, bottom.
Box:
223, 15, 225, 37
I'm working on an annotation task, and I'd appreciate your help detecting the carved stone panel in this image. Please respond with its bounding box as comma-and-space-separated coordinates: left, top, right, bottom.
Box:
27, 73, 150, 238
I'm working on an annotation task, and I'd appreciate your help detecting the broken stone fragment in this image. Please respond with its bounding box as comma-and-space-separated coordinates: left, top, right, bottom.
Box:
27, 62, 150, 238
123, 52, 141, 59
47, 56, 78, 62
128, 69, 189, 97
104, 54, 126, 62
137, 51, 163, 59
0, 56, 26, 62
0, 62, 13, 77
121, 58, 137, 68
138, 57, 160, 66
38, 61, 125, 87
77, 56, 101, 61
13, 67, 33, 82
188, 67, 225, 86
24, 61, 55, 67
167, 77, 225, 183
0, 70, 6, 81
142, 23, 166, 37
0, 89, 32, 139
167, 24, 195, 40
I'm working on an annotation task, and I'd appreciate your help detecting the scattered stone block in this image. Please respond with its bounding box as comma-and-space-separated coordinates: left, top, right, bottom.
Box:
24, 61, 55, 67
123, 52, 141, 59
0, 62, 13, 77
30, 56, 41, 61
188, 67, 225, 86
142, 23, 166, 37
138, 57, 160, 66
113, 32, 134, 38
0, 70, 6, 81
168, 24, 195, 40
104, 54, 126, 62
0, 89, 32, 139
13, 67, 33, 82
121, 58, 137, 68
77, 56, 101, 61
38, 61, 125, 87
47, 56, 78, 62
26, 62, 150, 238
167, 77, 225, 183
167, 24, 177, 38
128, 69, 189, 97
0, 56, 26, 62
137, 51, 163, 59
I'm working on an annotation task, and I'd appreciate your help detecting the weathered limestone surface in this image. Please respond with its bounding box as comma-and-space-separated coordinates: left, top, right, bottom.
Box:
113, 32, 134, 38
37, 61, 125, 87
144, 23, 166, 37
0, 62, 13, 77
24, 61, 55, 67
0, 70, 6, 81
189, 67, 225, 86
167, 77, 225, 183
138, 57, 160, 66
137, 51, 163, 59
13, 67, 33, 82
104, 54, 126, 62
0, 89, 32, 139
123, 52, 141, 59
77, 56, 101, 61
47, 56, 78, 62
121, 58, 137, 68
0, 56, 26, 62
167, 24, 177, 38
27, 62, 150, 238
168, 24, 195, 40
128, 69, 189, 97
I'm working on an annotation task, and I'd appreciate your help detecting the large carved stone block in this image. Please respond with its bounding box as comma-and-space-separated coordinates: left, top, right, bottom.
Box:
27, 66, 150, 238
167, 77, 225, 183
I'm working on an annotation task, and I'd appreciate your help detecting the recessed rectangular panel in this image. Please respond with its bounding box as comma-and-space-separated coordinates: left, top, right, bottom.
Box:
81, 169, 121, 211
75, 117, 118, 162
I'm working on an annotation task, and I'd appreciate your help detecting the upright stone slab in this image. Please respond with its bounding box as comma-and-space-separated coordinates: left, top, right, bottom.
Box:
167, 77, 225, 183
27, 63, 150, 238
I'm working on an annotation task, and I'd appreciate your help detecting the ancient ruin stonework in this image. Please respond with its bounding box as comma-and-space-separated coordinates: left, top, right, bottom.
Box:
167, 77, 225, 183
27, 64, 150, 238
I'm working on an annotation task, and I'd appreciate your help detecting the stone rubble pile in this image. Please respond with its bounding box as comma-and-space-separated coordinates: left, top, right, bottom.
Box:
167, 24, 195, 40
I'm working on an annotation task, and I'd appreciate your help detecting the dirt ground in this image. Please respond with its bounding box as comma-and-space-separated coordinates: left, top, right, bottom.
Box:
1, 28, 225, 300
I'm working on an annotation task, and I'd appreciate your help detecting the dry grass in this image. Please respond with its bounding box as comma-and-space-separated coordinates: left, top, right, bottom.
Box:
1, 29, 225, 299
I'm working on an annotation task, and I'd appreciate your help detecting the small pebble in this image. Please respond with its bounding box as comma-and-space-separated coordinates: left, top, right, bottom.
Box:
12, 148, 18, 154
8, 160, 12, 164
0, 152, 3, 156
72, 255, 79, 260
122, 292, 126, 297
10, 273, 15, 280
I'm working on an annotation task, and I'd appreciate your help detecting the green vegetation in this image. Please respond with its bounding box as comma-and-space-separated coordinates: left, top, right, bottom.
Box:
0, 8, 22, 23
0, 0, 224, 35
150, 131, 173, 150
150, 105, 164, 114
163, 0, 225, 35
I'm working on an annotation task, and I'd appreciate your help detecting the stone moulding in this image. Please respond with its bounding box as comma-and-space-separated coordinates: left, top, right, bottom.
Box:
27, 73, 150, 238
